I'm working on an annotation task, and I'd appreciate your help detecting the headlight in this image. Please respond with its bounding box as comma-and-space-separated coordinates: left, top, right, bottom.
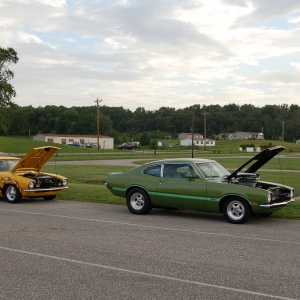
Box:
290, 190, 294, 199
267, 193, 272, 203
62, 179, 68, 186
28, 181, 35, 189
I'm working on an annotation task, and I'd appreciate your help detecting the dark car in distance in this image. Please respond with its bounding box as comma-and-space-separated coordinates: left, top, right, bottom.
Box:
117, 143, 138, 150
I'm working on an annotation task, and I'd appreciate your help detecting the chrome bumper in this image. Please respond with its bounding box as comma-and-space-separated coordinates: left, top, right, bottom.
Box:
23, 187, 68, 193
260, 199, 294, 208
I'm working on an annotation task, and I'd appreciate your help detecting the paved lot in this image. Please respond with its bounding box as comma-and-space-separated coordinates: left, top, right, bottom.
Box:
0, 199, 299, 300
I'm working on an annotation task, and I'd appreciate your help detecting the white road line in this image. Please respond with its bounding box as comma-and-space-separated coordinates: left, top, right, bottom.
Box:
0, 245, 296, 300
1, 208, 300, 245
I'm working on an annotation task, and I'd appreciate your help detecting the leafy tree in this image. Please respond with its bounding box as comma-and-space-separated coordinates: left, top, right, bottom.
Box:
0, 47, 19, 131
0, 47, 18, 108
140, 132, 151, 146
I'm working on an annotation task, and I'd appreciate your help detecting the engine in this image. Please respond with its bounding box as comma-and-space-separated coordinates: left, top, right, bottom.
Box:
23, 173, 62, 187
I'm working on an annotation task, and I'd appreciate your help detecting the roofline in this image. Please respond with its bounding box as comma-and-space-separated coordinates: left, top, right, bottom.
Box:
34, 133, 113, 138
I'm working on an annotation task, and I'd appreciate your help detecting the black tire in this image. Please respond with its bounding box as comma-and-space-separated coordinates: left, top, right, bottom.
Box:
4, 184, 22, 203
44, 195, 56, 200
126, 188, 152, 215
223, 197, 251, 224
260, 212, 273, 217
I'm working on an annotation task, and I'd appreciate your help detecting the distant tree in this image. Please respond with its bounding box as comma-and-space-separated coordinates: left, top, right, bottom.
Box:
0, 47, 19, 131
0, 47, 19, 108
140, 132, 151, 146
151, 139, 158, 155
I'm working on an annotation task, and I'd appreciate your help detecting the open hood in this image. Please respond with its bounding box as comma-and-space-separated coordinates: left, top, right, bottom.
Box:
10, 146, 60, 173
226, 145, 285, 181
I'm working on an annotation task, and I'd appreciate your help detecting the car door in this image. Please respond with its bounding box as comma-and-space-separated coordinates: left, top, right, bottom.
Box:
156, 163, 207, 209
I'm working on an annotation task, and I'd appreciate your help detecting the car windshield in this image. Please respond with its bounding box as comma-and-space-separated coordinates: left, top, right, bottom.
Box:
195, 162, 230, 179
0, 160, 19, 171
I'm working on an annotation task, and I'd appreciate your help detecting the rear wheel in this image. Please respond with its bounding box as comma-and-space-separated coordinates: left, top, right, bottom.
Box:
126, 188, 152, 215
223, 197, 251, 224
4, 185, 22, 203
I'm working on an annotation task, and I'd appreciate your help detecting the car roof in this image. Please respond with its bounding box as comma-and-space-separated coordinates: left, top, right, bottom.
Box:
144, 158, 217, 165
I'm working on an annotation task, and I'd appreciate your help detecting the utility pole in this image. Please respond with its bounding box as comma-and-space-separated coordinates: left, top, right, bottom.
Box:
94, 98, 103, 149
282, 120, 286, 143
202, 110, 209, 147
191, 107, 195, 158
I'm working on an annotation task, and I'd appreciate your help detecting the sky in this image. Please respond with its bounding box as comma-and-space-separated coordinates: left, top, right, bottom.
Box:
1, 0, 300, 111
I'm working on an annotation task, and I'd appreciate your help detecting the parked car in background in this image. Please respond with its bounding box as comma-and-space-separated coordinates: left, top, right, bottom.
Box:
117, 143, 138, 150
106, 146, 294, 224
0, 146, 68, 203
67, 142, 86, 147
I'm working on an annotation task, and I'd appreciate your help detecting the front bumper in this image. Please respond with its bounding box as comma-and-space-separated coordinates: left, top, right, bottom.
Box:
23, 187, 68, 193
260, 199, 294, 208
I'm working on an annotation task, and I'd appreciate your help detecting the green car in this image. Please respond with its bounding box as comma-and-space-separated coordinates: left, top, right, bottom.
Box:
105, 146, 294, 224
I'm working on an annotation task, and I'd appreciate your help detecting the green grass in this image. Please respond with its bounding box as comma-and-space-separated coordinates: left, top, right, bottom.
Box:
2, 136, 300, 158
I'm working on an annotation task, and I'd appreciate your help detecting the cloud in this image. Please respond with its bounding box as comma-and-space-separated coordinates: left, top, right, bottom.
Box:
1, 0, 300, 111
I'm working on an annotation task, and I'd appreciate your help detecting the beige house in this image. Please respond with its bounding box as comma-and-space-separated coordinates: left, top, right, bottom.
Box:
216, 132, 264, 140
33, 134, 114, 149
178, 132, 204, 140
228, 132, 264, 140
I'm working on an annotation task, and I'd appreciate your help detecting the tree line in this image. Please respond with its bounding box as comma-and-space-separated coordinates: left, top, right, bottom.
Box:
1, 46, 300, 144
1, 103, 300, 144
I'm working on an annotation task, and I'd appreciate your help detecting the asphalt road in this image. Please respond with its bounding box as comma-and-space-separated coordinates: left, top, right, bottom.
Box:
0, 199, 299, 300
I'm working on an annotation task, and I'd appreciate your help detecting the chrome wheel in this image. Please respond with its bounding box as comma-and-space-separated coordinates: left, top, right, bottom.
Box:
223, 197, 250, 224
126, 188, 152, 215
130, 192, 145, 210
227, 200, 245, 221
5, 185, 21, 203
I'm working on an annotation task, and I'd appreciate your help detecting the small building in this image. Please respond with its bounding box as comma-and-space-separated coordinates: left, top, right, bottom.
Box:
228, 132, 264, 140
217, 132, 264, 140
216, 133, 232, 140
180, 138, 216, 147
33, 134, 114, 149
178, 132, 204, 140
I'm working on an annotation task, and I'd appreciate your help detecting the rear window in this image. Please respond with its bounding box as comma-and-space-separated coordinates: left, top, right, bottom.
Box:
143, 164, 161, 177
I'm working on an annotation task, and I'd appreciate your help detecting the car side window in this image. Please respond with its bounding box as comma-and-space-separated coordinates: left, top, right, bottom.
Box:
143, 164, 162, 177
163, 163, 201, 179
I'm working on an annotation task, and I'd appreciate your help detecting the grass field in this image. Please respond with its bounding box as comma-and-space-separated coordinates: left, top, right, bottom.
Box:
1, 136, 300, 220
1, 135, 300, 156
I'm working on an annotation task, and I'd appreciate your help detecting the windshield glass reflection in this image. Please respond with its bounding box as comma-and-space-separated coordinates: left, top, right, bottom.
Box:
195, 162, 230, 178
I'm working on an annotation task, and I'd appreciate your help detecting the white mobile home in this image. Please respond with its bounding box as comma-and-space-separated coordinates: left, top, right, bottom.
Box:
33, 134, 114, 149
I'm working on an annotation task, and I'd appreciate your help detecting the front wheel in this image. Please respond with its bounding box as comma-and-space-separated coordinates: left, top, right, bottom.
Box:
126, 188, 152, 215
223, 197, 251, 224
4, 185, 22, 203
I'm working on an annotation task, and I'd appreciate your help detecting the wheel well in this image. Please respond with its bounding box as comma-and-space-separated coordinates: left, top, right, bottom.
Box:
126, 186, 149, 198
219, 195, 252, 213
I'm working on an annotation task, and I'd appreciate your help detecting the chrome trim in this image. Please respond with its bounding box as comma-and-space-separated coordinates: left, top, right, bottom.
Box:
260, 199, 295, 208
23, 187, 68, 192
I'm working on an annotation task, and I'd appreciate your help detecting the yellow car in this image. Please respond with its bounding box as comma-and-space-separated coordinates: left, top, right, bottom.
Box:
0, 146, 68, 203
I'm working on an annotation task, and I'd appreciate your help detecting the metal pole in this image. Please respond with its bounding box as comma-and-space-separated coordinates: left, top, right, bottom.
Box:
94, 98, 103, 149
192, 108, 194, 158
202, 111, 209, 147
